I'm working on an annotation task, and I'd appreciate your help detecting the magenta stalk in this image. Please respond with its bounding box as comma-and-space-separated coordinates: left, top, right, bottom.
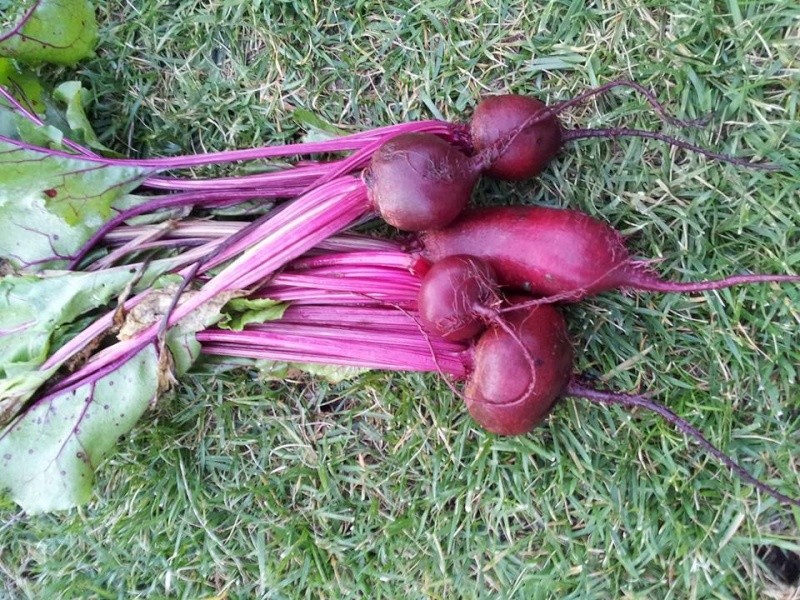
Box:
42, 177, 373, 396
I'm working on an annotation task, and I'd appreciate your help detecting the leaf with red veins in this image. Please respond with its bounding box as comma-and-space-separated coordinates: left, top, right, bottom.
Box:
0, 265, 175, 426
0, 344, 159, 513
0, 0, 98, 66
0, 139, 154, 270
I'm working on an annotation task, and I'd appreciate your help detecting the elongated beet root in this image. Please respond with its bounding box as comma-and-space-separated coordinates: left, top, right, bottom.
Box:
470, 95, 562, 180
419, 206, 800, 301
364, 133, 480, 231
418, 255, 501, 341
466, 302, 573, 436
420, 205, 630, 298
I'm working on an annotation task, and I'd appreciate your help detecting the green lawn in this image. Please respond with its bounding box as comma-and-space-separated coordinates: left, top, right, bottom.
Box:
2, 1, 799, 598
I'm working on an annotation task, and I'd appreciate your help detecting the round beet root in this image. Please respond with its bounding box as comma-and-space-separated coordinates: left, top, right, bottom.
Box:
469, 85, 778, 183
465, 302, 573, 436
418, 255, 500, 342
365, 132, 479, 232
470, 94, 563, 181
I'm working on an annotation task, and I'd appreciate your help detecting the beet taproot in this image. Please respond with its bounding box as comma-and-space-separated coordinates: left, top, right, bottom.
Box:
417, 254, 501, 342
364, 132, 480, 232
419, 205, 799, 301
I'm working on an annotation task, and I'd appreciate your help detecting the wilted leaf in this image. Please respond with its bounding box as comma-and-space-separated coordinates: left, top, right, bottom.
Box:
118, 286, 239, 377
0, 0, 98, 66
217, 297, 288, 331
0, 264, 173, 424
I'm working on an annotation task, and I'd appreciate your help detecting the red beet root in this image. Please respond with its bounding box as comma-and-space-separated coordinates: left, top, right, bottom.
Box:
468, 81, 780, 182
470, 95, 562, 180
456, 299, 799, 505
459, 300, 800, 505
465, 302, 573, 436
419, 205, 800, 301
364, 132, 480, 232
417, 255, 501, 342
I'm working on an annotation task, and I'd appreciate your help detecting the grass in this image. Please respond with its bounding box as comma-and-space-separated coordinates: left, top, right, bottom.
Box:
2, 0, 800, 598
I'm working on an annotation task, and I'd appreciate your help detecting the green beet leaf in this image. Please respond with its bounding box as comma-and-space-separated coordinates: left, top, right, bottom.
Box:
256, 360, 370, 384
0, 345, 159, 513
0, 0, 98, 66
52, 81, 115, 153
0, 268, 149, 377
0, 265, 173, 425
217, 297, 288, 331
0, 57, 46, 113
0, 139, 153, 270
0, 107, 65, 147
1, 72, 113, 153
293, 107, 350, 144
0, 277, 237, 512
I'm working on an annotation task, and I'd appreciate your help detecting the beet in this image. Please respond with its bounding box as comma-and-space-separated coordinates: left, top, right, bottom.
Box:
417, 255, 500, 342
470, 95, 562, 181
465, 302, 573, 436
419, 205, 800, 301
364, 132, 480, 232
364, 81, 778, 232
468, 81, 780, 182
458, 299, 800, 505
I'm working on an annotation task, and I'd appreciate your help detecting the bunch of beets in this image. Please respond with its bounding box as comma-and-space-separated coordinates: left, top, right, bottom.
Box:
1, 80, 797, 508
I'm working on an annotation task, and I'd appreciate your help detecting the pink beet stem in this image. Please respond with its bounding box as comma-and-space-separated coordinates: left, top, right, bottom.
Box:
45, 178, 370, 396
0, 121, 458, 169
142, 162, 331, 191
198, 315, 469, 376
68, 189, 270, 269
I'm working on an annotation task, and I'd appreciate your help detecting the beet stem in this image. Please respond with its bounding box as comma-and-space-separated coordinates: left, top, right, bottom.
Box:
562, 127, 782, 171
567, 379, 800, 508
67, 189, 270, 269
158, 261, 201, 340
